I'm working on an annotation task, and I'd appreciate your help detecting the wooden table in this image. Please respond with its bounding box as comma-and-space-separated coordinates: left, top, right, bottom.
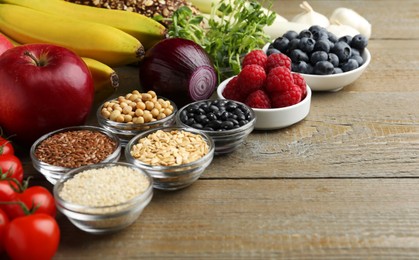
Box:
9, 0, 419, 258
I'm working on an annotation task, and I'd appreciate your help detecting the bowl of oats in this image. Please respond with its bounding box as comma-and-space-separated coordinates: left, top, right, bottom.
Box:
124, 126, 215, 190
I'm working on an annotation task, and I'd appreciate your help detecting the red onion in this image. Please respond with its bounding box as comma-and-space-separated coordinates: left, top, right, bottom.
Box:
139, 38, 217, 107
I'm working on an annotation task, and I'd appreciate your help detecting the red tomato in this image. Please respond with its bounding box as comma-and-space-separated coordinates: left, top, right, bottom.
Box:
0, 155, 23, 183
0, 208, 9, 253
0, 137, 14, 157
0, 180, 21, 220
4, 213, 60, 260
18, 186, 56, 218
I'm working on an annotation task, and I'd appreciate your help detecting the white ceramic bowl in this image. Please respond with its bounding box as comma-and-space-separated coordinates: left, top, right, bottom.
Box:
217, 77, 311, 130
263, 44, 371, 92
301, 48, 371, 91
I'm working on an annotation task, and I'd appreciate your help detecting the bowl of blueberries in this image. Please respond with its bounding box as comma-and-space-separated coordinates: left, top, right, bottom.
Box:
264, 25, 371, 91
176, 99, 256, 155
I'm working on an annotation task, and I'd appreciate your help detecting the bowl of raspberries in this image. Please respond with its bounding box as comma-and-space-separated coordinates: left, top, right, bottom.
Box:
264, 25, 371, 92
217, 49, 311, 130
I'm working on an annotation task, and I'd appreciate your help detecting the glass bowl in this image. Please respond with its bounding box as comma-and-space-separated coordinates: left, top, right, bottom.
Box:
176, 99, 256, 155
217, 79, 312, 130
96, 96, 177, 146
30, 125, 121, 185
54, 162, 153, 234
125, 127, 215, 191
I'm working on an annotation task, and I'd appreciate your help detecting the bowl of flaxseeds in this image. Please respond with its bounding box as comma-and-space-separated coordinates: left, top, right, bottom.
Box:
125, 126, 215, 190
97, 90, 177, 146
54, 162, 153, 234
30, 125, 121, 184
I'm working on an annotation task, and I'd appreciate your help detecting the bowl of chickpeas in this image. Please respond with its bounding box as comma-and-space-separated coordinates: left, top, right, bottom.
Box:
97, 90, 177, 146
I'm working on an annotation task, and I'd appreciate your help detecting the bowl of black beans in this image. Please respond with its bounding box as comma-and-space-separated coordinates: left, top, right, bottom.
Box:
264, 25, 371, 92
176, 99, 256, 155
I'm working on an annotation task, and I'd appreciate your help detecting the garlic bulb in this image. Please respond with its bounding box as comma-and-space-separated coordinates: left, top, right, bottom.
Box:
291, 1, 330, 27
330, 7, 372, 39
327, 20, 361, 38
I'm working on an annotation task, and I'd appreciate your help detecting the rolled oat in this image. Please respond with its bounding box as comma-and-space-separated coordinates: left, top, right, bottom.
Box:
130, 129, 209, 166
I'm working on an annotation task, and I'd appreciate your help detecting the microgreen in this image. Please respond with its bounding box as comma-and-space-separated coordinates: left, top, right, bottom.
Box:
167, 0, 276, 82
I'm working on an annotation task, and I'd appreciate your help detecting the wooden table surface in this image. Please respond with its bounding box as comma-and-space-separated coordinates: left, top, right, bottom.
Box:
8, 0, 419, 259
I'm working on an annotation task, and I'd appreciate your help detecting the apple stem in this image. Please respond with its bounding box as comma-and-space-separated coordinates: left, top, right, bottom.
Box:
24, 50, 45, 67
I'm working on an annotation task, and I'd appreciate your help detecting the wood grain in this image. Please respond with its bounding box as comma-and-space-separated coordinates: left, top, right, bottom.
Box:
52, 179, 419, 259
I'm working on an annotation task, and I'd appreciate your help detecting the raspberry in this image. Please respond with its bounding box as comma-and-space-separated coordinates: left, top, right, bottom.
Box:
265, 66, 294, 94
270, 85, 302, 108
242, 50, 268, 69
266, 53, 292, 73
292, 73, 307, 98
237, 64, 266, 98
245, 90, 271, 109
222, 76, 246, 102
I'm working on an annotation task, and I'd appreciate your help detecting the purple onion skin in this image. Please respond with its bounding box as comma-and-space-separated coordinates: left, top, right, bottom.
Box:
139, 38, 217, 107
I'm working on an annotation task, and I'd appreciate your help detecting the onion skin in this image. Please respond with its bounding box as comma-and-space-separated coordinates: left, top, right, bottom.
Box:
139, 38, 217, 107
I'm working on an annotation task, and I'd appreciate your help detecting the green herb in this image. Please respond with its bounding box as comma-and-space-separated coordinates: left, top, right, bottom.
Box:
166, 0, 276, 82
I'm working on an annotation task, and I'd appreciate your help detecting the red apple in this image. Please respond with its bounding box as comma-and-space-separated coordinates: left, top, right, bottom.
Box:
0, 43, 94, 145
0, 33, 14, 56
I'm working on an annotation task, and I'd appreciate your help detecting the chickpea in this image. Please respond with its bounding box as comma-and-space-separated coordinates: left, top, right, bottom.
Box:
116, 115, 125, 123
145, 101, 154, 110
142, 93, 152, 101
151, 108, 160, 117
135, 108, 144, 117
143, 111, 153, 122
101, 108, 111, 119
136, 101, 146, 110
122, 105, 133, 114
110, 110, 121, 121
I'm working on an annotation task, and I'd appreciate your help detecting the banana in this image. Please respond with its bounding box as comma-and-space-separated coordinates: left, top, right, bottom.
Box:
0, 0, 166, 49
0, 4, 144, 67
81, 57, 119, 103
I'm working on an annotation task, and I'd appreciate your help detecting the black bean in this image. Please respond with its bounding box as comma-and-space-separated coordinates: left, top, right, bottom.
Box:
181, 100, 253, 131
192, 123, 203, 129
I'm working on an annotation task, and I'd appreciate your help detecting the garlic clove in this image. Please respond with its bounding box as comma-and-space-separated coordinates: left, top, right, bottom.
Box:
291, 1, 330, 27
329, 7, 372, 39
327, 20, 361, 38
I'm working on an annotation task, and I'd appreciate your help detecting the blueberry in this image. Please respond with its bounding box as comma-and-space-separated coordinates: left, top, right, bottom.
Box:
313, 39, 331, 53
298, 29, 312, 39
341, 59, 359, 72
309, 25, 328, 40
338, 35, 352, 44
289, 49, 309, 63
298, 37, 315, 53
331, 41, 352, 62
310, 51, 328, 65
350, 34, 368, 51
292, 61, 313, 74
287, 38, 300, 53
351, 48, 360, 57
313, 61, 334, 75
327, 53, 339, 67
333, 67, 343, 74
283, 30, 299, 40
350, 54, 364, 66
327, 31, 338, 43
273, 37, 290, 53
266, 47, 281, 56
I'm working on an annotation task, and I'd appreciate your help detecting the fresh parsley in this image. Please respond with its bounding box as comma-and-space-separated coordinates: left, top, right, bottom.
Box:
166, 0, 276, 82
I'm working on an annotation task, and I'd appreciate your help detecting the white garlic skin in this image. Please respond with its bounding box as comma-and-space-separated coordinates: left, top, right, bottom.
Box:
327, 23, 361, 38
291, 1, 330, 27
330, 7, 372, 39
264, 20, 310, 40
